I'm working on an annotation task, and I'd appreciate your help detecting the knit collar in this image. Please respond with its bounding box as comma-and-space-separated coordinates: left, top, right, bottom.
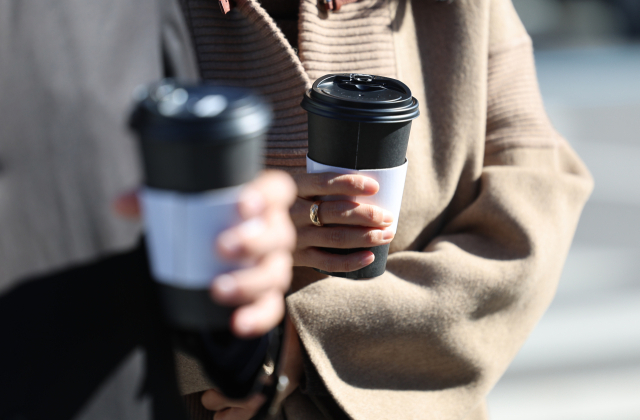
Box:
218, 0, 361, 14
186, 0, 398, 167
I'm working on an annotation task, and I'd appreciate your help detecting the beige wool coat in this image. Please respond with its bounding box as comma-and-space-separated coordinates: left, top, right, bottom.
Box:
174, 0, 593, 419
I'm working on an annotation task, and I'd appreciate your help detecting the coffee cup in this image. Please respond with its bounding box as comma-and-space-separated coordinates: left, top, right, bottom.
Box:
130, 80, 272, 330
301, 73, 419, 279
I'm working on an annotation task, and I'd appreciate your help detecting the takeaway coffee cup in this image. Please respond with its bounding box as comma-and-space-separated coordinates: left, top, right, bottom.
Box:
301, 73, 419, 279
129, 80, 272, 330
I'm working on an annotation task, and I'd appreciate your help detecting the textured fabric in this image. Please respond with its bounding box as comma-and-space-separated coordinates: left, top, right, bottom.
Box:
485, 37, 559, 154
326, 0, 361, 12
259, 0, 300, 48
0, 1, 200, 418
183, 391, 214, 420
180, 0, 311, 168
0, 0, 198, 296
0, 0, 593, 418
176, 1, 593, 420
176, 352, 215, 395
287, 1, 593, 420
178, 0, 397, 169
0, 244, 189, 420
299, 0, 397, 81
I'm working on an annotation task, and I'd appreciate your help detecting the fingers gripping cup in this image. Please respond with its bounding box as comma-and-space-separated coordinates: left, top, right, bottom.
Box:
129, 80, 272, 330
301, 73, 419, 279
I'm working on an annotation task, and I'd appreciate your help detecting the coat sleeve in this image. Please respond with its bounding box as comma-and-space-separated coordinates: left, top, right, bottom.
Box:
285, 1, 593, 419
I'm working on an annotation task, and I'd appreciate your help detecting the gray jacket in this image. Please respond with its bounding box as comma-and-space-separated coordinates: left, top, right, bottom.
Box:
0, 0, 198, 296
0, 2, 197, 418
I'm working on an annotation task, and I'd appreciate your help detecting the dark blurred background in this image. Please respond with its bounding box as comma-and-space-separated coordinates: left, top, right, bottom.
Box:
486, 1, 640, 419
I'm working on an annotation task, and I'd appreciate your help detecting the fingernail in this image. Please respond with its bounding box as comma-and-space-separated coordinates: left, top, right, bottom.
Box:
382, 210, 393, 224
381, 229, 395, 241
361, 253, 375, 266
218, 231, 242, 255
238, 217, 266, 239
218, 218, 266, 256
239, 188, 265, 218
213, 274, 236, 297
235, 313, 254, 335
363, 178, 379, 193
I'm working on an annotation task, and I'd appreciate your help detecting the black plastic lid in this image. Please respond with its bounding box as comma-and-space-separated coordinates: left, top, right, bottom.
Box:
129, 80, 271, 192
301, 73, 420, 123
129, 79, 272, 142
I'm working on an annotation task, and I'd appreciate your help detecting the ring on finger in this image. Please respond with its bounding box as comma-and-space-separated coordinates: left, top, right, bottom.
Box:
310, 200, 323, 227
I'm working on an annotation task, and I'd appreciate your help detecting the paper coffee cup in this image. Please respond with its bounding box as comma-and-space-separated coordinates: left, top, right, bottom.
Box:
130, 80, 271, 329
301, 73, 419, 279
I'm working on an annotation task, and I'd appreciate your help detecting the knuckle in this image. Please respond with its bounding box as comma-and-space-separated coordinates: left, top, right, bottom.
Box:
321, 256, 339, 272
298, 173, 322, 196
326, 256, 352, 273
364, 229, 380, 245
316, 173, 332, 191
327, 203, 345, 221
328, 229, 346, 246
365, 206, 380, 223
345, 175, 365, 191
337, 258, 354, 273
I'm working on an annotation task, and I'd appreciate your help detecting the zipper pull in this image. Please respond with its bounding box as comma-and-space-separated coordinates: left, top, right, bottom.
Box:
219, 0, 231, 14
324, 0, 357, 12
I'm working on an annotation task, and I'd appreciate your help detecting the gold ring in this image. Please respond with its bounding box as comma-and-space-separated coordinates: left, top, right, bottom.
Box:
310, 200, 323, 227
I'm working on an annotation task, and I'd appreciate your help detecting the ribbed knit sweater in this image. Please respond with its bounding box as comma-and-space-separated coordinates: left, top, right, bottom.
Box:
179, 0, 397, 170
259, 0, 300, 49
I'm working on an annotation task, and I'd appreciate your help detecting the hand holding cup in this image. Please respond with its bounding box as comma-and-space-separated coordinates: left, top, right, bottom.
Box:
300, 73, 419, 278
113, 170, 296, 338
290, 172, 395, 273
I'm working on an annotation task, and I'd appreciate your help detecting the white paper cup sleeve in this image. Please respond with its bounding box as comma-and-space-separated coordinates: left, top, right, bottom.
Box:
306, 155, 408, 233
141, 186, 243, 289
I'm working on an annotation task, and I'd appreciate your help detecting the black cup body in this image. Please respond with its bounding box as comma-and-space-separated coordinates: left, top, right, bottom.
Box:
307, 113, 412, 170
139, 126, 263, 193
302, 74, 419, 279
